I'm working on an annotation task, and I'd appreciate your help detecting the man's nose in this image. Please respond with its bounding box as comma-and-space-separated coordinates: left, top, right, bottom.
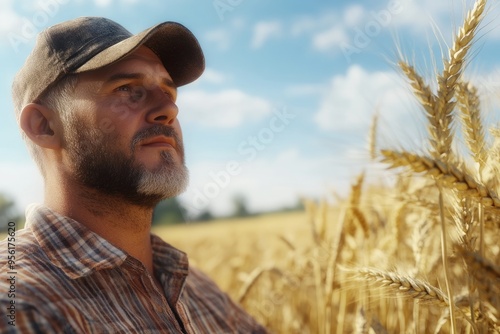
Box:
145, 86, 179, 126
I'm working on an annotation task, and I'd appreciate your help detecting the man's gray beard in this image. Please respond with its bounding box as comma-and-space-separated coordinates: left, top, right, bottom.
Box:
137, 150, 189, 198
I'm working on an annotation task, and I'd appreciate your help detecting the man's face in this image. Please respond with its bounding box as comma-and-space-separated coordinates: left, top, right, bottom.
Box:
62, 46, 188, 207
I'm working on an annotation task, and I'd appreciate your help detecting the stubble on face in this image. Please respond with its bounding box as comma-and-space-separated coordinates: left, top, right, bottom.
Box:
64, 116, 189, 209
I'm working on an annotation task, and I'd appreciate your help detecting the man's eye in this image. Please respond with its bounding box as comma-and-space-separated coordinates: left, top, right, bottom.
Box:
163, 89, 175, 101
116, 85, 131, 92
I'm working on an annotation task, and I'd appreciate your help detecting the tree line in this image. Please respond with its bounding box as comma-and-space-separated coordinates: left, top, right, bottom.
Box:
0, 192, 304, 231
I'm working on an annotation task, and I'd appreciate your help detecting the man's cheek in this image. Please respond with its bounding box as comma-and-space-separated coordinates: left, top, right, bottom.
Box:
99, 117, 115, 134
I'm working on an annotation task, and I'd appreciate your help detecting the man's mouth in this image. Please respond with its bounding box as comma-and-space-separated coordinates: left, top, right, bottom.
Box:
141, 136, 176, 149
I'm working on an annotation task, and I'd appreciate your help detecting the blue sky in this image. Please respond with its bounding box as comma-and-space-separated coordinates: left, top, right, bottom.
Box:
1, 0, 500, 218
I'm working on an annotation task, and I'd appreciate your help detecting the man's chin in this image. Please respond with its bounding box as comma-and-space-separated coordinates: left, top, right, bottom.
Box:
136, 168, 189, 201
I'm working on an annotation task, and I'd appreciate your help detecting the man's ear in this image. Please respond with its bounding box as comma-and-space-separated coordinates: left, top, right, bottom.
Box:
19, 103, 62, 149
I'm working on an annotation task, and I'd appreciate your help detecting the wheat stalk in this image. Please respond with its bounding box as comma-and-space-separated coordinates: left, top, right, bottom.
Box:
238, 266, 284, 303
437, 186, 456, 333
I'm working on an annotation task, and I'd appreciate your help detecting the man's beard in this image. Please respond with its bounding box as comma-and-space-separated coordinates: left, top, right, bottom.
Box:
64, 118, 189, 208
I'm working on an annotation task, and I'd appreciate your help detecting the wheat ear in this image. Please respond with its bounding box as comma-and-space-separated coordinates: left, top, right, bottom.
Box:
380, 149, 500, 207
356, 268, 448, 306
345, 172, 370, 237
398, 62, 440, 144
433, 0, 487, 161
457, 81, 487, 170
350, 172, 365, 207
369, 111, 379, 160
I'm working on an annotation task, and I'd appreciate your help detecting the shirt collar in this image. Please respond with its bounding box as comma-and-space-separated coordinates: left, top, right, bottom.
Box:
151, 234, 189, 276
26, 204, 128, 279
26, 204, 191, 283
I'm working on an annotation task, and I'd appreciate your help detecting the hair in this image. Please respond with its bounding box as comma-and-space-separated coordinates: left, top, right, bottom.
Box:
13, 75, 78, 176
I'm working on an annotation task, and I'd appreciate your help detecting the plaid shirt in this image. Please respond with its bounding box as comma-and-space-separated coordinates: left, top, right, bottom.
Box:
0, 204, 267, 333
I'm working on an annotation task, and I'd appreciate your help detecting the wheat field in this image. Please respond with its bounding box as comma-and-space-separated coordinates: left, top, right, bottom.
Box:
160, 0, 500, 332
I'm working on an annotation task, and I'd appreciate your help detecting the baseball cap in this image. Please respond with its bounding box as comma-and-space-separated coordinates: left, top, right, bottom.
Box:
12, 16, 205, 109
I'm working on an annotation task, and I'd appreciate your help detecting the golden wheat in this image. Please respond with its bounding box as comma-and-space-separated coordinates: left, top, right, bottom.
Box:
153, 0, 499, 332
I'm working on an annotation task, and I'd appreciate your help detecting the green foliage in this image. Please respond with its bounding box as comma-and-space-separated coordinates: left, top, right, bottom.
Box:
195, 210, 214, 222
232, 194, 250, 218
152, 197, 187, 226
0, 193, 21, 232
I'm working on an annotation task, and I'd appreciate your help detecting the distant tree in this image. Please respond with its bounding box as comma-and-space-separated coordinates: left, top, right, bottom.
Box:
286, 199, 305, 212
152, 197, 187, 226
0, 194, 20, 232
195, 209, 214, 222
232, 194, 250, 218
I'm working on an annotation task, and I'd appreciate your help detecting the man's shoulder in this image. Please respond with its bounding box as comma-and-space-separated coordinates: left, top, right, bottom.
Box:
184, 266, 236, 306
0, 227, 53, 297
186, 266, 223, 290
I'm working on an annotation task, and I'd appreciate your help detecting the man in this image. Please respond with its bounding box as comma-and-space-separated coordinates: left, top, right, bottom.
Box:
0, 17, 267, 333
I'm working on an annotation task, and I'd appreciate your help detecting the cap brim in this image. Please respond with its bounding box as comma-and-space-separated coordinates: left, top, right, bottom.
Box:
76, 22, 205, 87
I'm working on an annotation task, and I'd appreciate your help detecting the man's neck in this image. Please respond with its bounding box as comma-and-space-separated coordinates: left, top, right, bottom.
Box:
44, 181, 156, 275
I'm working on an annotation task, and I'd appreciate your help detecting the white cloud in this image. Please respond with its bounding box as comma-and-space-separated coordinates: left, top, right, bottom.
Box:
287, 1, 478, 54
344, 5, 366, 27
251, 20, 283, 49
0, 0, 28, 48
94, 0, 113, 7
204, 19, 246, 51
384, 0, 499, 42
391, 0, 451, 32
311, 4, 395, 53
198, 68, 227, 84
0, 0, 139, 50
93, 0, 139, 7
314, 65, 413, 131
292, 6, 368, 53
290, 12, 339, 37
0, 1, 20, 33
177, 89, 273, 128
204, 28, 232, 51
313, 26, 349, 51
284, 83, 325, 97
